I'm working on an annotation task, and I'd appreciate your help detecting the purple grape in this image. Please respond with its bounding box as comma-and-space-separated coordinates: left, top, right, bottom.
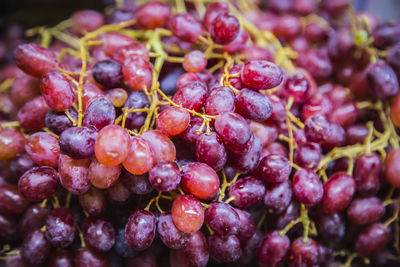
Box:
21, 229, 51, 265
292, 168, 323, 205
256, 154, 292, 183
125, 209, 156, 251
228, 176, 265, 207
195, 132, 227, 171
92, 59, 124, 88
59, 126, 98, 159
45, 207, 76, 248
148, 160, 181, 192
208, 234, 242, 262
18, 166, 59, 201
264, 180, 293, 214
157, 212, 191, 249
205, 201, 241, 236
83, 98, 116, 131
257, 231, 290, 267
82, 216, 116, 252
235, 88, 273, 121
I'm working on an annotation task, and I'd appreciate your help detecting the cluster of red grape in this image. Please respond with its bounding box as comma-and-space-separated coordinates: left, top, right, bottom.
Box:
1, 0, 400, 266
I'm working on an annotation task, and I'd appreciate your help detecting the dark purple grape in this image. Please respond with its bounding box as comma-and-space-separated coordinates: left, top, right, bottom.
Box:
74, 247, 109, 267
209, 12, 240, 44
366, 59, 399, 99
174, 231, 209, 267
18, 166, 59, 201
19, 204, 50, 238
353, 153, 382, 196
355, 223, 389, 256
82, 216, 116, 252
157, 212, 191, 249
388, 42, 400, 72
292, 168, 323, 205
59, 126, 98, 159
257, 231, 290, 267
125, 209, 156, 251
315, 210, 346, 245
148, 160, 180, 191
372, 21, 400, 48
293, 142, 321, 169
347, 197, 384, 225
48, 250, 74, 267
257, 154, 292, 183
121, 171, 153, 195
205, 201, 241, 236
288, 237, 320, 267
304, 115, 331, 143
45, 207, 76, 248
5, 250, 29, 267
0, 184, 29, 214
270, 200, 300, 230
230, 134, 262, 173
123, 91, 150, 129
0, 214, 18, 241
264, 180, 293, 214
92, 59, 123, 88
115, 228, 136, 258
83, 98, 116, 131
208, 234, 242, 262
10, 153, 35, 179
228, 176, 265, 207
321, 172, 356, 214
205, 86, 235, 116
235, 88, 272, 121
235, 208, 256, 242
59, 154, 91, 195
241, 60, 284, 90
105, 8, 134, 24
21, 229, 51, 265
79, 187, 107, 215
45, 110, 76, 135
238, 229, 263, 265
195, 132, 227, 171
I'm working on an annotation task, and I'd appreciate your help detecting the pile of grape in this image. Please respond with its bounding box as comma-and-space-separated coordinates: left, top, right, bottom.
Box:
1, 0, 400, 266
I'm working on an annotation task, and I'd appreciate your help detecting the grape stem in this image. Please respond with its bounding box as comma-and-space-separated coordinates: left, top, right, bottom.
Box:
218, 170, 239, 201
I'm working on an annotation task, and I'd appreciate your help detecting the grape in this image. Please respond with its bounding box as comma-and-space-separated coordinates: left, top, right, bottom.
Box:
284, 73, 310, 103
82, 216, 116, 251
241, 60, 283, 90
388, 43, 400, 73
372, 21, 400, 48
88, 158, 121, 189
92, 59, 123, 88
40, 70, 74, 111
346, 124, 369, 145
114, 228, 136, 257
48, 250, 74, 267
304, 23, 327, 43
347, 197, 384, 225
203, 1, 229, 30
329, 102, 358, 128
235, 88, 273, 121
121, 171, 153, 195
181, 162, 220, 199
59, 154, 91, 195
0, 128, 25, 160
173, 81, 208, 112
125, 252, 157, 267
148, 160, 180, 191
205, 201, 241, 236
384, 149, 400, 187
21, 229, 51, 265
107, 179, 131, 202
5, 250, 29, 267
74, 247, 109, 267
71, 9, 104, 36
304, 115, 332, 143
83, 98, 116, 131
239, 230, 263, 265
82, 83, 105, 111
45, 110, 75, 135
208, 234, 242, 262
276, 14, 302, 40
270, 200, 300, 230
257, 231, 290, 267
44, 207, 76, 248
14, 43, 58, 77
292, 168, 323, 205
122, 57, 152, 91
179, 117, 207, 143
17, 96, 51, 131
195, 132, 227, 171
123, 91, 150, 129
79, 187, 107, 215
113, 43, 149, 65
204, 86, 235, 116
174, 231, 209, 267
25, 132, 60, 168
0, 214, 18, 241
136, 1, 171, 29
157, 212, 191, 249
156, 106, 190, 136
301, 93, 332, 121
142, 130, 176, 163
366, 59, 399, 99
288, 237, 320, 267
321, 172, 356, 214
214, 112, 252, 153
228, 176, 266, 207
354, 153, 382, 195
298, 49, 333, 80
293, 142, 321, 169
230, 134, 262, 173
0, 184, 29, 214
18, 166, 59, 201
95, 124, 130, 166
59, 126, 98, 159
125, 209, 156, 250
183, 50, 207, 73
170, 14, 204, 43
223, 29, 249, 54
257, 154, 292, 183
123, 136, 155, 175
210, 13, 240, 44
105, 88, 128, 107
355, 223, 389, 256
171, 194, 204, 233
18, 204, 50, 238
315, 210, 346, 245
10, 74, 40, 108
264, 180, 293, 214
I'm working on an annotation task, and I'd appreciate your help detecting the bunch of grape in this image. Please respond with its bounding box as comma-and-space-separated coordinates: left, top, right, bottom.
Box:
1, 0, 400, 266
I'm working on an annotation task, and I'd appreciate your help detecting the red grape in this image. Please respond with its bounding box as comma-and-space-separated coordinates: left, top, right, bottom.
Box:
40, 70, 74, 112
18, 166, 59, 201
171, 194, 204, 233
95, 124, 130, 166
181, 162, 219, 199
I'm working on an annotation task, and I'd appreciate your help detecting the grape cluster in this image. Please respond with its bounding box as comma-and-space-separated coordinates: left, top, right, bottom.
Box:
1, 0, 400, 266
